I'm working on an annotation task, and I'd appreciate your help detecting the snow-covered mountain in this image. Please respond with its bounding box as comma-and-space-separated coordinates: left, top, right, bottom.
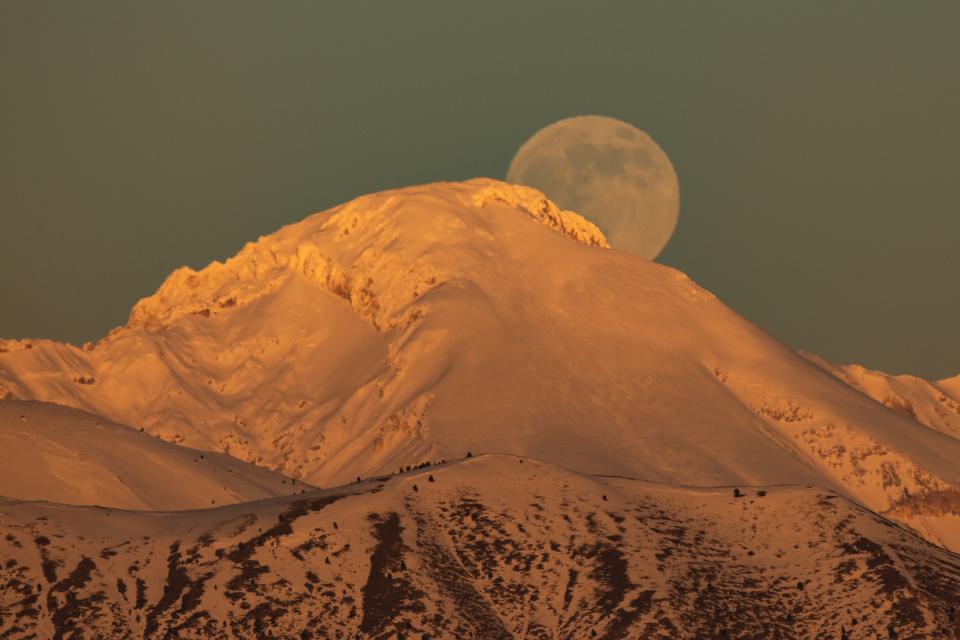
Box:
0, 400, 305, 510
804, 353, 960, 439
2, 455, 958, 639
942, 375, 960, 398
1, 179, 958, 550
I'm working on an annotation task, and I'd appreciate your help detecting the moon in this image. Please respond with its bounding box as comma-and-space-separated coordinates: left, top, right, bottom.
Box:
506, 115, 679, 259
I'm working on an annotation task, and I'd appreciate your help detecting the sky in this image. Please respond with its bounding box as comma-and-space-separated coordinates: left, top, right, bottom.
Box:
0, 2, 957, 379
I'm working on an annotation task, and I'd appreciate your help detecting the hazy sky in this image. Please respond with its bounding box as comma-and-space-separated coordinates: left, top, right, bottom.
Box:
1, 2, 957, 379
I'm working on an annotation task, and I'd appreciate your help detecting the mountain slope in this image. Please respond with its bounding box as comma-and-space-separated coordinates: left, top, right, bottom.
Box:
0, 400, 305, 510
804, 353, 960, 439
2, 456, 958, 639
1, 179, 959, 549
941, 375, 960, 398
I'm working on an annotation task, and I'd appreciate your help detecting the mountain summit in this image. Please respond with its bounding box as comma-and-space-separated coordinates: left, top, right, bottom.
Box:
2, 179, 958, 549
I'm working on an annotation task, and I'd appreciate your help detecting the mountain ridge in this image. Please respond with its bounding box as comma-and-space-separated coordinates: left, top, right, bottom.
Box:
2, 455, 959, 639
803, 353, 960, 439
1, 178, 958, 551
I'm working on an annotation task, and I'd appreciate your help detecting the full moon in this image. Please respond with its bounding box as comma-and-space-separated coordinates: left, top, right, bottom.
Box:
506, 115, 679, 259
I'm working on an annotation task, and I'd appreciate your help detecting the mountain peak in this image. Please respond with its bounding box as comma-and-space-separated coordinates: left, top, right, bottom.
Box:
4, 179, 960, 553
939, 374, 960, 396
125, 179, 607, 333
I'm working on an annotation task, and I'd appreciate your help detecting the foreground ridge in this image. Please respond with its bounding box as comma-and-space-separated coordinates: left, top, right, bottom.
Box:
2, 456, 959, 639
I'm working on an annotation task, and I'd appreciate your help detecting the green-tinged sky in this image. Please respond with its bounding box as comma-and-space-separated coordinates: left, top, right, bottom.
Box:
0, 2, 957, 379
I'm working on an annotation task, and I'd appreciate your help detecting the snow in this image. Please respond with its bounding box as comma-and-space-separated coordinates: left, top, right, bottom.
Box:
940, 374, 960, 398
803, 353, 960, 439
0, 400, 305, 510
1, 455, 958, 638
0, 178, 958, 552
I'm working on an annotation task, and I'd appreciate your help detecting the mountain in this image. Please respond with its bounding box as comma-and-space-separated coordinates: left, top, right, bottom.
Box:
804, 354, 960, 439
942, 375, 960, 398
1, 179, 959, 550
0, 400, 305, 510
2, 455, 958, 639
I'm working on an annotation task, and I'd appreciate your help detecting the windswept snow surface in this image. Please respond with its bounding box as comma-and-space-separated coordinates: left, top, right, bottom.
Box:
0, 400, 306, 510
1, 456, 959, 639
1, 179, 958, 549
